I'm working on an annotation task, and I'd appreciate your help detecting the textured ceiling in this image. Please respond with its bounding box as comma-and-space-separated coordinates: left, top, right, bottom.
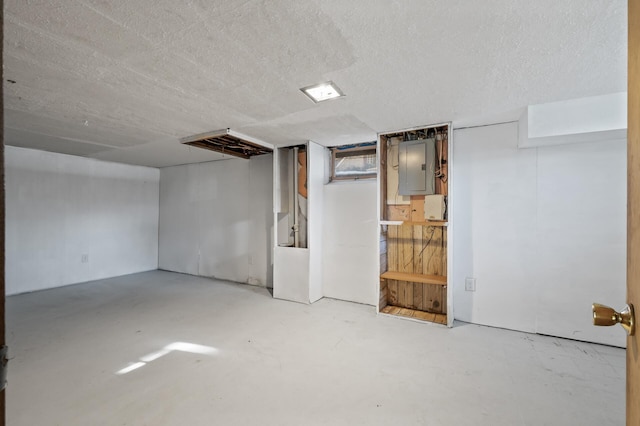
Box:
3, 0, 627, 167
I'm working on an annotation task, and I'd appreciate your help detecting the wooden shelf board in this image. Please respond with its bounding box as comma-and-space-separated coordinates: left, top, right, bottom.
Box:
380, 305, 447, 325
380, 220, 447, 227
380, 271, 447, 285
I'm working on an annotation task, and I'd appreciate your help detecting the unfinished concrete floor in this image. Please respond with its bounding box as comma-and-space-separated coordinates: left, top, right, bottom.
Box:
6, 270, 625, 425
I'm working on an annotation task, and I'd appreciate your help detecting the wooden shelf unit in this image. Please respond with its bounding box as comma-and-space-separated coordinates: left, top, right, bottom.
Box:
380, 220, 447, 227
380, 271, 446, 285
380, 305, 447, 325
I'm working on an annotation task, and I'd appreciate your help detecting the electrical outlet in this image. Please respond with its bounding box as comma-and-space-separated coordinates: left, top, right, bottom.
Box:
81, 254, 89, 263
465, 277, 476, 292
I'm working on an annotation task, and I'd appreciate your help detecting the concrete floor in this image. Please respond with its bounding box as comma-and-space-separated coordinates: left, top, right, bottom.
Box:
6, 270, 625, 426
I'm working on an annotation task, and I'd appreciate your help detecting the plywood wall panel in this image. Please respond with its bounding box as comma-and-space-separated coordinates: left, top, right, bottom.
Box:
379, 279, 388, 310
422, 227, 446, 276
423, 284, 445, 314
387, 280, 398, 305
412, 225, 423, 272
388, 205, 411, 221
410, 196, 425, 221
398, 225, 414, 274
413, 282, 423, 310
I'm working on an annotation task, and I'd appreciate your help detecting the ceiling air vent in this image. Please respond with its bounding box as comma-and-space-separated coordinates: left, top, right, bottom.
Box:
180, 129, 273, 159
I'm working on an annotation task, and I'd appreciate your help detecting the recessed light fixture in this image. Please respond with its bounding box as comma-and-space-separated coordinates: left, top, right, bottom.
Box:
300, 81, 345, 103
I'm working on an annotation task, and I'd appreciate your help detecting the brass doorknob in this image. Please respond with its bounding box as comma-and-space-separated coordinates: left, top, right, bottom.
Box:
592, 303, 635, 336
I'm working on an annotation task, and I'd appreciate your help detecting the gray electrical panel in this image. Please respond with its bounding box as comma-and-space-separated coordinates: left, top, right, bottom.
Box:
398, 138, 435, 196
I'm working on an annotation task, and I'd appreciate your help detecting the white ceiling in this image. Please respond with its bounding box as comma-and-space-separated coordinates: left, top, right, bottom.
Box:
3, 0, 627, 168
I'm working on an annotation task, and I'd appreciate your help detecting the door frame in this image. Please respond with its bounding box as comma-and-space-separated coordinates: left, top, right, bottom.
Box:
1, 0, 7, 423
627, 1, 639, 424
376, 122, 454, 327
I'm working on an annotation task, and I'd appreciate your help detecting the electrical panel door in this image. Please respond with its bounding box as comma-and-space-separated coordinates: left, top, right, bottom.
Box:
398, 138, 435, 195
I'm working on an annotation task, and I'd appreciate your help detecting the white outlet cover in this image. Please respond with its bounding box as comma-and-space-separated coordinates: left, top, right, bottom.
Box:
465, 277, 476, 292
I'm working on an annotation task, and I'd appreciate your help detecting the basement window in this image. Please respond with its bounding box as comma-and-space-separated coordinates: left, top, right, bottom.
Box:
330, 142, 377, 181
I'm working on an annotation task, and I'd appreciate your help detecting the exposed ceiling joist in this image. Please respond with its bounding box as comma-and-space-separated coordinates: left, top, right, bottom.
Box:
180, 129, 273, 160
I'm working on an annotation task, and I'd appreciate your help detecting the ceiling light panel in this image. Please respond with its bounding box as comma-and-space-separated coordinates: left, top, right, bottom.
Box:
301, 81, 345, 103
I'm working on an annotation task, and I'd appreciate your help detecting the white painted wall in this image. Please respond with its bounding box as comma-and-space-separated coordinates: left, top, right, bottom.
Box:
520, 92, 627, 148
535, 140, 626, 346
272, 142, 326, 304
272, 145, 310, 303
452, 123, 538, 332
273, 246, 309, 302
452, 122, 627, 347
308, 141, 326, 303
5, 146, 159, 295
158, 155, 273, 287
249, 155, 274, 287
322, 180, 379, 306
